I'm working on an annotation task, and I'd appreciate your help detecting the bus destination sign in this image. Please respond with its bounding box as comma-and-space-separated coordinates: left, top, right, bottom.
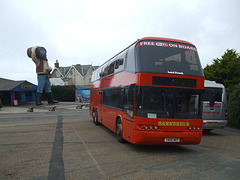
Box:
136, 41, 197, 51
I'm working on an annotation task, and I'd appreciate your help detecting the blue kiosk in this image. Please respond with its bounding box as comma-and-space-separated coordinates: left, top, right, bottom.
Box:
0, 77, 38, 106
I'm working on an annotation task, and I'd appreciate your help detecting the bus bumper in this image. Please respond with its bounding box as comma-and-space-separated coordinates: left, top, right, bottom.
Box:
203, 120, 227, 129
132, 130, 202, 145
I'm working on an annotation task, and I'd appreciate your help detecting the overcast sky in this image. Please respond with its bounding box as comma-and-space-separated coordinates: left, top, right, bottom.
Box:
1, 0, 240, 84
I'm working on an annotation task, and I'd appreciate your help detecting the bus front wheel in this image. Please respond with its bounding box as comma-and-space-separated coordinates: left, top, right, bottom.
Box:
116, 118, 125, 143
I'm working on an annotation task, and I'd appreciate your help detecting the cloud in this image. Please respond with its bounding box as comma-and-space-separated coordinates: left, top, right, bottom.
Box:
1, 0, 240, 84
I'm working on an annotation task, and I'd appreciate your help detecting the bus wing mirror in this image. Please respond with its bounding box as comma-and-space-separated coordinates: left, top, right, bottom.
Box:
129, 83, 135, 89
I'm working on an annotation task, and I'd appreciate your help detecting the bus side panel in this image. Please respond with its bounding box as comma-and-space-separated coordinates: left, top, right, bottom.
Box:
98, 72, 136, 89
89, 90, 96, 118
101, 106, 117, 133
203, 102, 227, 129
122, 116, 135, 143
100, 106, 135, 143
90, 90, 102, 123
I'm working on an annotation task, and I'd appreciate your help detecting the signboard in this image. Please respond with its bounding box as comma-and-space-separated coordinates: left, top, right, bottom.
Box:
76, 88, 90, 102
21, 84, 33, 90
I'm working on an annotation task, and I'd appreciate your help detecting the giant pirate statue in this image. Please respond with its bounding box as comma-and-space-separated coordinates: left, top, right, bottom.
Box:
27, 46, 59, 105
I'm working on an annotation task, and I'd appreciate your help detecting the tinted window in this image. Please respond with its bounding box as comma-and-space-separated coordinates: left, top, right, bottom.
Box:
135, 41, 203, 77
125, 45, 136, 72
152, 76, 196, 88
136, 86, 202, 119
203, 87, 222, 102
103, 88, 121, 108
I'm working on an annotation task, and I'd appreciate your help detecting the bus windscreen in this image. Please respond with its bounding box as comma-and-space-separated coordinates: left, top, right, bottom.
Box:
135, 41, 204, 77
136, 86, 202, 119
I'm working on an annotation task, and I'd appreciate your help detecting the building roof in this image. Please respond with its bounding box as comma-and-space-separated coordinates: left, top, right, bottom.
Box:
56, 66, 71, 77
0, 77, 37, 92
73, 64, 92, 77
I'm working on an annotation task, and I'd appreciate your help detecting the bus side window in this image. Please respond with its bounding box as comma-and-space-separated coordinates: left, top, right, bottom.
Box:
114, 58, 124, 73
108, 61, 115, 74
125, 45, 135, 73
115, 58, 124, 70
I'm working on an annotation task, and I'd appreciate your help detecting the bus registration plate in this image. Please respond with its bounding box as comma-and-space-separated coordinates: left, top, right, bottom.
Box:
208, 122, 217, 125
164, 138, 180, 142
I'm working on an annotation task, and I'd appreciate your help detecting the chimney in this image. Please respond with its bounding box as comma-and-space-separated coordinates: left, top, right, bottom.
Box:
55, 60, 59, 68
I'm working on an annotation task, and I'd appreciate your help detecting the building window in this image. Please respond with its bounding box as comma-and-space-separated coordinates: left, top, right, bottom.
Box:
56, 71, 60, 77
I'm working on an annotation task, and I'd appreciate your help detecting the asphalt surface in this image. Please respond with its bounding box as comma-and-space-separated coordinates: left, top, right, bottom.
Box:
0, 101, 87, 114
0, 102, 240, 180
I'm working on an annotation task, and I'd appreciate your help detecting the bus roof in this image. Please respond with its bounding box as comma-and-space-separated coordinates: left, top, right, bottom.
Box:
204, 80, 225, 88
138, 37, 195, 46
96, 37, 197, 71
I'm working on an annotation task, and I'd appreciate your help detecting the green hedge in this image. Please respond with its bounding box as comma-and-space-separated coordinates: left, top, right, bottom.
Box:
227, 84, 240, 128
0, 93, 3, 108
51, 85, 76, 102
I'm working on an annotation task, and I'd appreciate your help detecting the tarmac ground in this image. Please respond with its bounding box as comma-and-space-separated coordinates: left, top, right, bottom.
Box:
0, 101, 240, 179
0, 101, 88, 114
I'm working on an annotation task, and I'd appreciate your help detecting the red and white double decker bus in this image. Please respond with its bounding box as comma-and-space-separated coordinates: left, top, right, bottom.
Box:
90, 37, 204, 145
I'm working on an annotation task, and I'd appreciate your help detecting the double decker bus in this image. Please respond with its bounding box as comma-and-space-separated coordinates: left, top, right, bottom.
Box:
90, 37, 204, 145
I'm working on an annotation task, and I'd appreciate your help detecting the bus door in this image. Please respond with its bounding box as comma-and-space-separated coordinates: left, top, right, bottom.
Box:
98, 90, 103, 124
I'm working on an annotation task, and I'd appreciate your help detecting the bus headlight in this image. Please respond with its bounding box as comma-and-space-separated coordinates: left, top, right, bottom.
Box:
189, 126, 201, 131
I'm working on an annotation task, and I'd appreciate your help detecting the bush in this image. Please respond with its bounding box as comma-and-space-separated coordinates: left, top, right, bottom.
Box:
51, 85, 76, 102
227, 84, 240, 128
0, 93, 3, 108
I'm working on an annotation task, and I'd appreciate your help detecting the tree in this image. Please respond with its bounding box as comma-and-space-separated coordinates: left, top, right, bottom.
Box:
203, 49, 240, 89
50, 85, 76, 102
228, 84, 240, 128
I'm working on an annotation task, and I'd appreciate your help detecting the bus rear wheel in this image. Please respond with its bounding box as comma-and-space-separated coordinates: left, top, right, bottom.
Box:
93, 109, 99, 125
116, 118, 125, 143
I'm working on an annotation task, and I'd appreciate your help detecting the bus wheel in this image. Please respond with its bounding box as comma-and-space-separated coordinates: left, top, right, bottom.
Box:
93, 109, 99, 125
116, 118, 124, 143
